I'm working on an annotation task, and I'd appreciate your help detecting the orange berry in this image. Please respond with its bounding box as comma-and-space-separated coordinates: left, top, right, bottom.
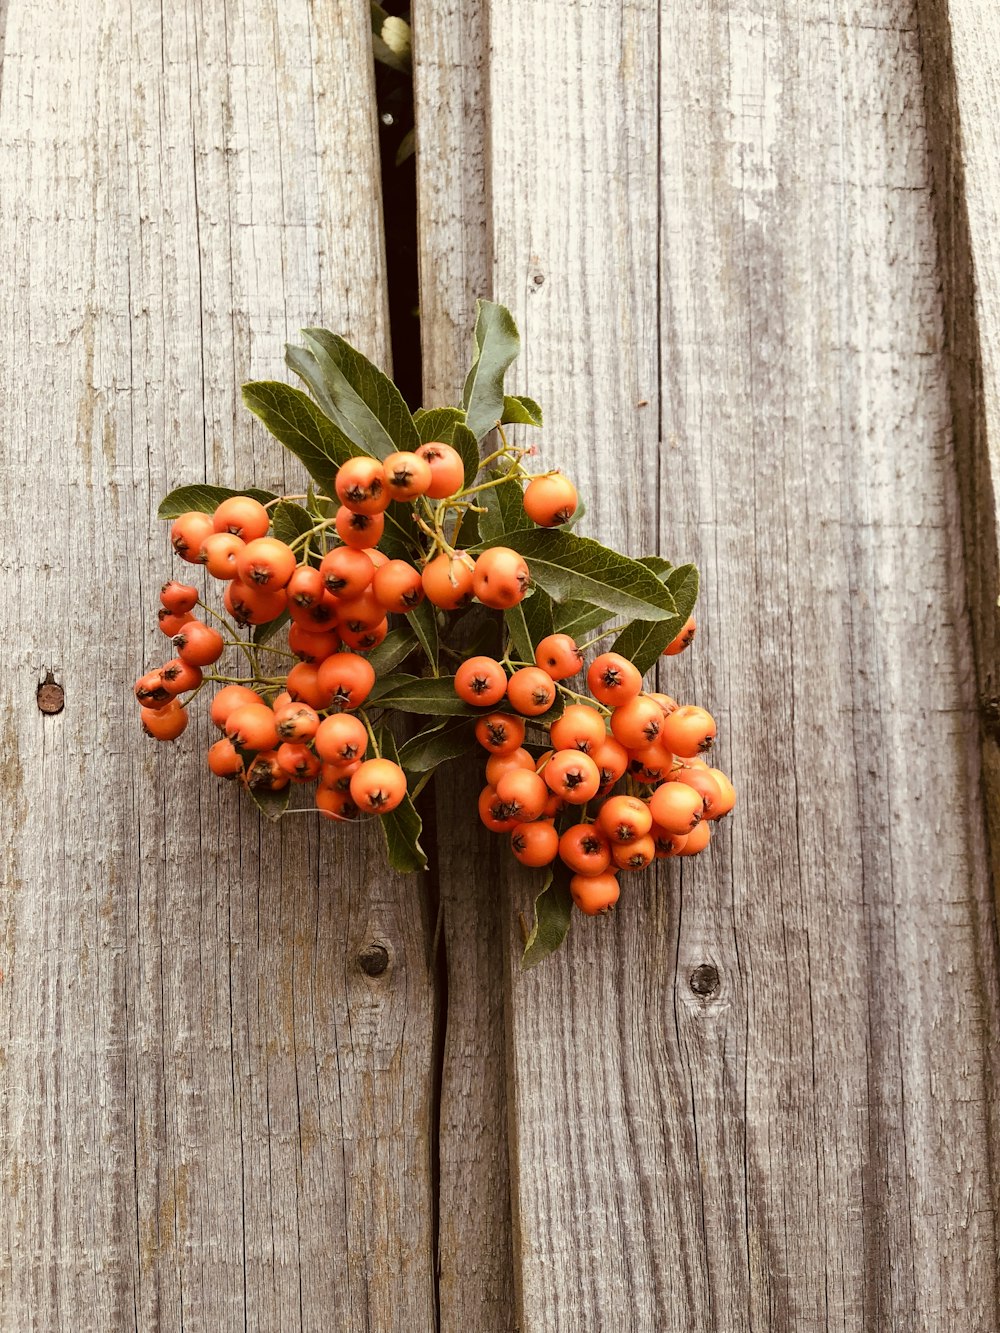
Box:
422, 551, 476, 610
373, 559, 424, 613
314, 713, 369, 765
650, 823, 688, 858
485, 747, 535, 787
475, 713, 526, 755
663, 616, 696, 656
350, 758, 408, 814
276, 742, 322, 782
160, 580, 198, 614
495, 768, 549, 823
225, 703, 279, 751
672, 766, 722, 815
285, 662, 335, 711
199, 532, 244, 579
648, 692, 679, 717
659, 705, 717, 758
647, 781, 704, 835
225, 581, 288, 627
287, 564, 325, 608
335, 505, 385, 548
383, 450, 433, 500
473, 546, 530, 609
316, 786, 360, 821
170, 511, 214, 563
677, 820, 712, 855
591, 736, 630, 790
141, 700, 189, 740
287, 623, 340, 662
212, 495, 270, 541
288, 589, 340, 632
336, 588, 384, 634
173, 620, 225, 666
274, 702, 320, 741
478, 785, 519, 833
415, 442, 465, 498
705, 769, 736, 820
236, 536, 296, 589
159, 657, 203, 696
335, 457, 389, 514
534, 633, 583, 681
134, 670, 171, 709
523, 472, 578, 527
364, 547, 389, 569
511, 821, 559, 867
542, 750, 601, 804
596, 795, 652, 844
549, 704, 606, 755
207, 737, 243, 779
454, 656, 508, 707
558, 824, 612, 876
628, 743, 674, 783
320, 759, 360, 791
158, 609, 193, 638
321, 546, 375, 599
587, 652, 642, 707
569, 872, 620, 916
610, 695, 664, 750
340, 620, 389, 652
506, 666, 557, 716
316, 652, 377, 711
210, 684, 261, 729
245, 750, 289, 792
611, 835, 655, 871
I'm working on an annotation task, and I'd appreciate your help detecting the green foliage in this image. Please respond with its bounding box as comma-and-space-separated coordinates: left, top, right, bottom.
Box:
463, 300, 521, 441
375, 724, 427, 874
521, 863, 574, 970
158, 484, 276, 519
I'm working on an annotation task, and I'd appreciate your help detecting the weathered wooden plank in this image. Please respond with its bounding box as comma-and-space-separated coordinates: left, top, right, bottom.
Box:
0, 3, 438, 1328
917, 0, 1000, 923
486, 1, 1000, 1328
412, 2, 516, 1325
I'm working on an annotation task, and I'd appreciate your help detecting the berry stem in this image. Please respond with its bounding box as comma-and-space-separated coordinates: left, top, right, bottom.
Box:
358, 710, 381, 757
577, 625, 626, 651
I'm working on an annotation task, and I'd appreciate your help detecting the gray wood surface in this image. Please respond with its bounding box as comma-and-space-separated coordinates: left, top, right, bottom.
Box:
0, 2, 438, 1328
478, 1, 1000, 1328
918, 0, 1000, 921
412, 2, 517, 1323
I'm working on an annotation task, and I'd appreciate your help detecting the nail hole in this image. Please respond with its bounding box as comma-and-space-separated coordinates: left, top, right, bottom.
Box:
689, 963, 720, 997
358, 942, 389, 977
37, 672, 65, 715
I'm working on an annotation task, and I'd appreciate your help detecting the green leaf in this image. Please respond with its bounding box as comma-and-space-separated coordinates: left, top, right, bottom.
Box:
300, 329, 420, 457
462, 301, 521, 441
501, 394, 543, 427
158, 484, 276, 520
521, 862, 574, 970
368, 674, 472, 715
397, 717, 476, 772
413, 406, 467, 443
241, 381, 360, 485
244, 780, 291, 822
380, 500, 422, 561
476, 529, 678, 622
611, 561, 698, 675
284, 344, 339, 422
365, 626, 419, 676
270, 499, 314, 546
375, 726, 427, 873
477, 467, 531, 545
504, 587, 555, 665
406, 599, 439, 673
452, 423, 482, 488
551, 600, 611, 639
253, 609, 290, 646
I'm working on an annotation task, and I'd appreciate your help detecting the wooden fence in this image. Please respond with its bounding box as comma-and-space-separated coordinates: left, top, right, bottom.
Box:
2, 0, 1000, 1328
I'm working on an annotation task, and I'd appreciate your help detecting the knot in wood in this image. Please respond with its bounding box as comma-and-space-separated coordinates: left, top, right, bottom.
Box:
689, 963, 720, 997
36, 672, 65, 715
358, 942, 390, 977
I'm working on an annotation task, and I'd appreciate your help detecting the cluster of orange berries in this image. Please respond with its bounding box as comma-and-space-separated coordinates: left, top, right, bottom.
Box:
456, 641, 734, 915
134, 446, 584, 828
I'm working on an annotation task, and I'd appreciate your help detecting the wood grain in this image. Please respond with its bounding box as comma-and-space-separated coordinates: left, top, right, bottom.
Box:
917, 0, 1000, 938
412, 3, 516, 1321
486, 1, 1000, 1328
0, 2, 438, 1328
